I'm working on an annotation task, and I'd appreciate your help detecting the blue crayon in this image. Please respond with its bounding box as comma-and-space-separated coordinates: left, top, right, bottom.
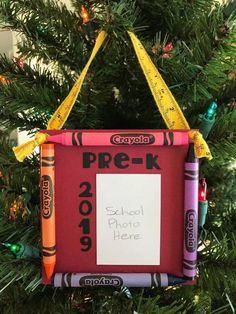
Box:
52, 273, 186, 287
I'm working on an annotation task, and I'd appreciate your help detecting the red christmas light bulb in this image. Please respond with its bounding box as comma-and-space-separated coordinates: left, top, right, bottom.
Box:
163, 42, 173, 53
199, 178, 207, 201
15, 57, 25, 68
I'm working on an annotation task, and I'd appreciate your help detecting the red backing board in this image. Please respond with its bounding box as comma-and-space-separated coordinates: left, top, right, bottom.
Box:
41, 130, 190, 284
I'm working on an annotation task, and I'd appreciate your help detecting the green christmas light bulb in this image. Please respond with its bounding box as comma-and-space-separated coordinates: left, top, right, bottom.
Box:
4, 242, 21, 254
199, 101, 218, 139
205, 101, 218, 120
1, 242, 39, 260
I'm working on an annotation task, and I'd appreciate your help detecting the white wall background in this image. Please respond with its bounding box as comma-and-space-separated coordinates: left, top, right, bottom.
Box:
0, 29, 13, 57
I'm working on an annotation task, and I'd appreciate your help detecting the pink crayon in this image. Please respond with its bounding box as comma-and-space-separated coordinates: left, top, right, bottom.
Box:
47, 131, 189, 147
183, 143, 199, 279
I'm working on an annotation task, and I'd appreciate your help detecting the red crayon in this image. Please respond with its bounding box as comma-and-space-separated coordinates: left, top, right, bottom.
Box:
47, 131, 189, 147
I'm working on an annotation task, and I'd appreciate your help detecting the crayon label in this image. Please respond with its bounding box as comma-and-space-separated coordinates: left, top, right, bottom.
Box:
185, 209, 197, 252
41, 175, 54, 219
79, 275, 123, 287
110, 133, 155, 145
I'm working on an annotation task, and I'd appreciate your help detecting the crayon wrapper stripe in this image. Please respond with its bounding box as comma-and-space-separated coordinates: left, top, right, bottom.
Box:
163, 132, 168, 145
183, 262, 197, 269
42, 245, 56, 251
41, 161, 55, 167
184, 169, 198, 180
42, 156, 55, 161
71, 132, 82, 146
43, 251, 56, 257
168, 132, 174, 145
62, 274, 67, 287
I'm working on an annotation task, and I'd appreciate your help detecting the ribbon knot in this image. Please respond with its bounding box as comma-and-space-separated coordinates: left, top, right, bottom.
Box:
13, 132, 48, 162
12, 30, 212, 162
188, 130, 212, 160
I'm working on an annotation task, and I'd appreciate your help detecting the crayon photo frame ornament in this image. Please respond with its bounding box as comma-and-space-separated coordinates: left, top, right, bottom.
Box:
12, 30, 209, 288
40, 129, 199, 287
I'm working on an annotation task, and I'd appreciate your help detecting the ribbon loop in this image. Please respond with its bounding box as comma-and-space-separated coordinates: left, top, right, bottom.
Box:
128, 31, 212, 160
47, 31, 107, 130
127, 31, 190, 130
13, 30, 212, 161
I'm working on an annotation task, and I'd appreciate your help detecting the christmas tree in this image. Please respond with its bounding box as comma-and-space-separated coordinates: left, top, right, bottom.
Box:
0, 0, 236, 312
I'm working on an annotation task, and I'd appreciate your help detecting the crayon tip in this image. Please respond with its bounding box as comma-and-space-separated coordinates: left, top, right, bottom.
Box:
171, 276, 186, 285
186, 143, 197, 162
44, 263, 56, 280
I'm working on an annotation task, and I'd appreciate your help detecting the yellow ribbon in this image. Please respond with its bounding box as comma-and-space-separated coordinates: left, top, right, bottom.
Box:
127, 31, 190, 130
127, 31, 212, 160
13, 132, 48, 162
47, 31, 107, 130
13, 30, 212, 162
188, 131, 212, 160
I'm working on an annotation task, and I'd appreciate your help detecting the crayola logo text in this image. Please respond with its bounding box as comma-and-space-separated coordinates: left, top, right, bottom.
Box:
79, 275, 123, 287
185, 209, 196, 252
111, 133, 155, 145
41, 175, 53, 219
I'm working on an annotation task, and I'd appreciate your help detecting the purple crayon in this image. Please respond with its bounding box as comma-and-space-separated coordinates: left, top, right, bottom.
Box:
183, 143, 199, 279
52, 273, 186, 288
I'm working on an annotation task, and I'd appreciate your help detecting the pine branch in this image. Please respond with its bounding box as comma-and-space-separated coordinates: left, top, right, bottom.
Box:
207, 140, 236, 165
181, 17, 236, 104
210, 107, 236, 140
136, 0, 216, 38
